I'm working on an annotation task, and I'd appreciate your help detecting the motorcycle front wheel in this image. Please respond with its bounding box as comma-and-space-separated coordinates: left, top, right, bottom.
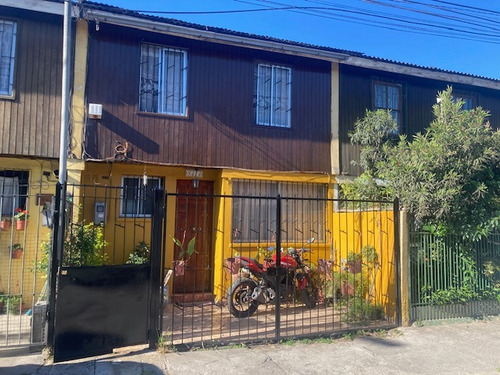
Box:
300, 276, 318, 309
227, 278, 259, 318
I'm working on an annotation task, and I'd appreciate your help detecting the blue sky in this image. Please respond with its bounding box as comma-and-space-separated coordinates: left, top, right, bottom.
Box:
98, 0, 500, 80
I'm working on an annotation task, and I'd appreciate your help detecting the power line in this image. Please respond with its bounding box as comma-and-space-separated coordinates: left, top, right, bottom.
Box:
236, 0, 500, 43
101, 0, 500, 45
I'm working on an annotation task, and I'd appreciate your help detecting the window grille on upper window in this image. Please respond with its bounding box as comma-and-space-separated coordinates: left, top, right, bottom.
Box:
231, 180, 326, 242
373, 81, 402, 134
139, 44, 187, 116
121, 176, 162, 217
0, 170, 29, 217
0, 20, 17, 97
256, 64, 291, 128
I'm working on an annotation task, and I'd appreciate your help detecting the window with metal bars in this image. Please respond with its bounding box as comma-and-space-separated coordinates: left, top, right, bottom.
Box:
139, 44, 187, 116
373, 81, 402, 134
120, 176, 162, 217
0, 170, 29, 217
0, 19, 17, 98
256, 63, 291, 128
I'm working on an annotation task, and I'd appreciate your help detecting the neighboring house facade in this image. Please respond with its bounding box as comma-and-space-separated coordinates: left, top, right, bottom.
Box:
337, 62, 500, 176
0, 1, 65, 321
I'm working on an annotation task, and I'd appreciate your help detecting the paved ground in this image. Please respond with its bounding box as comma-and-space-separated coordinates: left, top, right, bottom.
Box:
0, 317, 499, 374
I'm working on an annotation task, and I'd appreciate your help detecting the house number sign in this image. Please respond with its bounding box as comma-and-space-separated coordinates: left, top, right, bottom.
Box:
185, 169, 203, 178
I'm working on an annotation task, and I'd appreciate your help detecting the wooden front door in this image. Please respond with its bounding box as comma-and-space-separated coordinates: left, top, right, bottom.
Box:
174, 180, 213, 293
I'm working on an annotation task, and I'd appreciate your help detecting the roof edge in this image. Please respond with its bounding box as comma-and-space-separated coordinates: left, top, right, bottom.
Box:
345, 56, 500, 90
83, 8, 349, 61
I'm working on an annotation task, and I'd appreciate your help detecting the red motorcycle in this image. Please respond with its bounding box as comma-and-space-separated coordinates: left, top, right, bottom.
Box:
227, 240, 318, 318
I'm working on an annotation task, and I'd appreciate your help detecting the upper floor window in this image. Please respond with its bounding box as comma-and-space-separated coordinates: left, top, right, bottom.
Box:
0, 20, 17, 98
121, 176, 162, 217
452, 93, 475, 111
139, 44, 187, 116
373, 81, 402, 134
256, 63, 291, 128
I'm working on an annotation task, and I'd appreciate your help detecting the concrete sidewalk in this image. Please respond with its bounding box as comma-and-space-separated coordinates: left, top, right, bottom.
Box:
1, 317, 499, 374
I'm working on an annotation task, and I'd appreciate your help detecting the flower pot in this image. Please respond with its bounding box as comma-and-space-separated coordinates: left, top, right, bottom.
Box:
341, 281, 355, 296
1, 220, 11, 231
347, 259, 362, 274
225, 257, 241, 274
173, 260, 185, 276
16, 220, 27, 231
11, 248, 23, 259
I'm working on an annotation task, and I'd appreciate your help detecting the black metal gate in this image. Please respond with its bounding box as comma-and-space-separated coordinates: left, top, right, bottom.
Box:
49, 185, 164, 363
53, 265, 151, 362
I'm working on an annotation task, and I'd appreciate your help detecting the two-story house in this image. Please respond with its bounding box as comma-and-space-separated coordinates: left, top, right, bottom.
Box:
2, 0, 500, 316
0, 0, 70, 345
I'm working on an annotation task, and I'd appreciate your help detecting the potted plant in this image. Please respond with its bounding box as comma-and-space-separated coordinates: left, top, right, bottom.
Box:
171, 233, 197, 276
6, 295, 22, 315
0, 217, 11, 231
225, 256, 241, 275
126, 241, 150, 265
14, 208, 29, 230
10, 243, 23, 259
346, 251, 362, 274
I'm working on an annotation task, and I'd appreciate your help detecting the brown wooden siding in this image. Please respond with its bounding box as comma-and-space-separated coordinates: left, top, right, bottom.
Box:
0, 8, 62, 158
84, 24, 332, 173
339, 64, 500, 176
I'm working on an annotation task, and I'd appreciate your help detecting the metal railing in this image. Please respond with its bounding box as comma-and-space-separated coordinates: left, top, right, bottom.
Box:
409, 232, 500, 321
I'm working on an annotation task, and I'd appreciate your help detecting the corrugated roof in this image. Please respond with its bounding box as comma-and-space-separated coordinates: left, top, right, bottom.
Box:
43, 0, 500, 83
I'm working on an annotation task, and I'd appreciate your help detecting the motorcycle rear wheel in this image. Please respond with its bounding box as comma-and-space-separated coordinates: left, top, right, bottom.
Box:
227, 278, 259, 318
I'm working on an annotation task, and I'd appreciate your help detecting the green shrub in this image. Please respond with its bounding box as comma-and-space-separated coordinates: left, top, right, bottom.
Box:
126, 241, 150, 265
344, 298, 384, 324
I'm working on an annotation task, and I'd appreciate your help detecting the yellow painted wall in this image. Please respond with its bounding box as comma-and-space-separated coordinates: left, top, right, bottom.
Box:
0, 157, 58, 309
80, 162, 221, 267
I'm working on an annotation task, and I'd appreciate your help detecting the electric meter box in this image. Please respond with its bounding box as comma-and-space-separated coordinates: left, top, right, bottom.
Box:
94, 201, 106, 225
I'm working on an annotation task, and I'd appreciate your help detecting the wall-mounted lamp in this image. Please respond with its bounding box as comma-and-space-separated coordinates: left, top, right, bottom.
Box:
192, 179, 199, 189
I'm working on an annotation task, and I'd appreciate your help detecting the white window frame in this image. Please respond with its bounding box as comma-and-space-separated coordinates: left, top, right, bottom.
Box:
0, 176, 19, 216
139, 44, 187, 116
0, 19, 17, 98
120, 176, 162, 218
256, 63, 292, 128
373, 81, 402, 134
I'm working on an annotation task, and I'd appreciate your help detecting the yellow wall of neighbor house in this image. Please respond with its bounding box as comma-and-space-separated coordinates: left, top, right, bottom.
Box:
0, 157, 58, 309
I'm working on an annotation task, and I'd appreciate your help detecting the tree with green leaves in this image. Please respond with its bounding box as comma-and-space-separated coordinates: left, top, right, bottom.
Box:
344, 87, 500, 239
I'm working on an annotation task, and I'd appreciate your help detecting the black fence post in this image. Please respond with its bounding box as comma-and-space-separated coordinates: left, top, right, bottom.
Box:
46, 182, 62, 351
149, 189, 165, 349
393, 198, 402, 326
275, 194, 281, 341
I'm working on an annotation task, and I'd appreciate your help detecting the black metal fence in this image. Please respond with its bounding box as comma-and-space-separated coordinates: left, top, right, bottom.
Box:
1, 179, 400, 353
162, 189, 399, 347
